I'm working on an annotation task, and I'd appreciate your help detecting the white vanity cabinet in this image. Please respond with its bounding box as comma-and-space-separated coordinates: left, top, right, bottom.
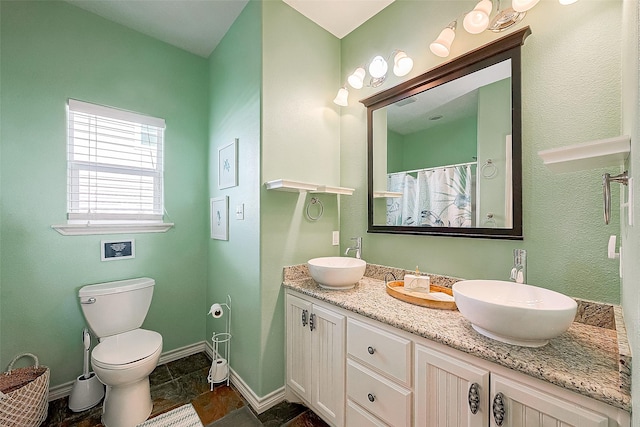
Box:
415, 344, 628, 427
284, 289, 630, 427
285, 293, 345, 427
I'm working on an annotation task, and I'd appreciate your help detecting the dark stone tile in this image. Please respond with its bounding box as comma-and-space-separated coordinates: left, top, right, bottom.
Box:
150, 364, 173, 387
282, 410, 330, 427
191, 384, 245, 425
207, 406, 261, 427
175, 366, 213, 401
150, 379, 192, 416
256, 401, 308, 425
167, 352, 211, 378
41, 395, 104, 427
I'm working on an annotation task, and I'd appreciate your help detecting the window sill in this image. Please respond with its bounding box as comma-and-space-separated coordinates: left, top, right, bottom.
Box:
51, 222, 174, 236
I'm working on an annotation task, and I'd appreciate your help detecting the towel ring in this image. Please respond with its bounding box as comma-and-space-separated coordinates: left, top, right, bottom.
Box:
306, 197, 324, 221
481, 159, 498, 179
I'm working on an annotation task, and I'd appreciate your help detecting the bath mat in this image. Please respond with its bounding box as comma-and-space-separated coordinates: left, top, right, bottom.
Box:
137, 404, 203, 427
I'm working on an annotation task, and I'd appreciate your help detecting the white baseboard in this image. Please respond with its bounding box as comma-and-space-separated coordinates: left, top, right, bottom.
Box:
204, 341, 285, 414
49, 341, 208, 402
158, 341, 208, 365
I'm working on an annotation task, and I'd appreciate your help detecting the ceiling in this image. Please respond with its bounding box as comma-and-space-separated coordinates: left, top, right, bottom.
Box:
66, 0, 396, 58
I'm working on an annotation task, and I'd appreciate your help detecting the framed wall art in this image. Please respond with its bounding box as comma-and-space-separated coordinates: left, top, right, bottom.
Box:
211, 196, 229, 240
218, 139, 238, 189
101, 239, 135, 261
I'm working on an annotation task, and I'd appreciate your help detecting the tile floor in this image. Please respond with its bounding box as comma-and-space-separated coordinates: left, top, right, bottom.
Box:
42, 352, 328, 427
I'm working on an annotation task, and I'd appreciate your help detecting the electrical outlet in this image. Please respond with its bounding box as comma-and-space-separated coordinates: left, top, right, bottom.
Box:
332, 231, 339, 246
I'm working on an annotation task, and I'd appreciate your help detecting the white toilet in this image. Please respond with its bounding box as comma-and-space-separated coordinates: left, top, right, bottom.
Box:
79, 277, 163, 427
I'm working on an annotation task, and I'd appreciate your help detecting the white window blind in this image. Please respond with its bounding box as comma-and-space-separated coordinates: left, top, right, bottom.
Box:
67, 99, 166, 223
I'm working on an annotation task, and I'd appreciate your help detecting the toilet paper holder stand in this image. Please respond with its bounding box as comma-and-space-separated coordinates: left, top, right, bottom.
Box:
208, 295, 231, 389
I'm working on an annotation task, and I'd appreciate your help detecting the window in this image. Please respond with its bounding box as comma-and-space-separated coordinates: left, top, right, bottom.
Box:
66, 99, 165, 224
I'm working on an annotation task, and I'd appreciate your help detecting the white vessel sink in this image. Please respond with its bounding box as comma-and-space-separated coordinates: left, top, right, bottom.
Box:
452, 280, 577, 347
307, 257, 366, 290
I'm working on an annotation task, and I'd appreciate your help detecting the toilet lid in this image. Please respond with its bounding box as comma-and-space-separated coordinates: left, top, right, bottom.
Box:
93, 329, 162, 366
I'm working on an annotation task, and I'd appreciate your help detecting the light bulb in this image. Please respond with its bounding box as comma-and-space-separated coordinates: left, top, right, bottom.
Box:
393, 51, 413, 77
512, 0, 540, 12
463, 0, 492, 34
430, 26, 456, 57
347, 67, 365, 89
368, 56, 388, 79
333, 87, 348, 106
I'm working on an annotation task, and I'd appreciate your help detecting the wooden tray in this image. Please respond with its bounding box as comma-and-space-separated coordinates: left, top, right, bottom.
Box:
386, 280, 457, 310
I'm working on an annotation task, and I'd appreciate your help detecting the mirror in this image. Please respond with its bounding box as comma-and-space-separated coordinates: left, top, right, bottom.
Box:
362, 27, 530, 239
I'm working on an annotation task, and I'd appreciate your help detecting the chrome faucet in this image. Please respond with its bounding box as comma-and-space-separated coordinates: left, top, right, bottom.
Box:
510, 249, 526, 284
345, 237, 362, 259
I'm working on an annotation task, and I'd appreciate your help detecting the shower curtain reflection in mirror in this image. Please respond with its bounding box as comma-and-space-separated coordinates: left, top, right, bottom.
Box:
386, 164, 475, 227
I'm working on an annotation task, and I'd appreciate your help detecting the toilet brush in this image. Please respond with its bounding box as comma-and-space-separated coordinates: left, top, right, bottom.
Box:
68, 328, 105, 412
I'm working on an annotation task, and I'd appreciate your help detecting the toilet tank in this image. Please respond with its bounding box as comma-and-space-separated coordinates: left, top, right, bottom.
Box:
79, 277, 155, 338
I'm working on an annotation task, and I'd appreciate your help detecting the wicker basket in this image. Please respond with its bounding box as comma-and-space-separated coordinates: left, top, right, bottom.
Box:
0, 353, 49, 427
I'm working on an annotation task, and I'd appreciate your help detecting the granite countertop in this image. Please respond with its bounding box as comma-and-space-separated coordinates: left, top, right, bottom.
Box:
282, 263, 631, 412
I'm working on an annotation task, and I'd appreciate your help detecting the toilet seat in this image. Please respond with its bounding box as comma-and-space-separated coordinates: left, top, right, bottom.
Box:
92, 329, 162, 370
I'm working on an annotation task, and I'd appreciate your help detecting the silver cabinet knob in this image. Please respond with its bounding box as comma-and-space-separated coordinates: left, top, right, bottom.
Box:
367, 346, 375, 355
468, 382, 480, 415
492, 392, 505, 426
367, 393, 375, 402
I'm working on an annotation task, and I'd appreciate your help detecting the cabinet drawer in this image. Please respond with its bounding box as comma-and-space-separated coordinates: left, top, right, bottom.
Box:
347, 318, 412, 386
347, 360, 412, 427
347, 400, 388, 427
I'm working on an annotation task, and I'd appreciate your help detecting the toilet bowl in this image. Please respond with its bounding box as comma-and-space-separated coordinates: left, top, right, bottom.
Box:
79, 278, 163, 427
92, 329, 162, 427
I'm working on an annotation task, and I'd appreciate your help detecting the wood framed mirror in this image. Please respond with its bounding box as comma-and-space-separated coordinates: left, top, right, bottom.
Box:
362, 27, 530, 239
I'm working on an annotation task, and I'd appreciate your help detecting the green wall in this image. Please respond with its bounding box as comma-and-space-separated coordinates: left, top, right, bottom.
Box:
207, 0, 340, 396
477, 78, 511, 227
397, 117, 477, 172
260, 0, 341, 396
339, 0, 622, 304
207, 0, 262, 395
0, 1, 209, 384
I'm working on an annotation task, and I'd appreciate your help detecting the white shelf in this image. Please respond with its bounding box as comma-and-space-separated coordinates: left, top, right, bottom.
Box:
264, 179, 318, 192
374, 191, 403, 198
265, 180, 354, 195
52, 222, 174, 236
538, 135, 630, 173
311, 185, 354, 196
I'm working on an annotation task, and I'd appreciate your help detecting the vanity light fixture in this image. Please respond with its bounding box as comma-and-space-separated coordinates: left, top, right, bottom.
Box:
368, 55, 388, 79
429, 21, 457, 57
333, 86, 349, 107
392, 50, 414, 77
430, 0, 574, 58
511, 0, 540, 12
333, 50, 414, 105
488, 4, 526, 32
463, 0, 492, 34
347, 67, 366, 89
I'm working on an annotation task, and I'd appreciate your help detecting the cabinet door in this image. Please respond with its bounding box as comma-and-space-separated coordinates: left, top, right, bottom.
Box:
490, 374, 608, 427
415, 345, 490, 427
286, 294, 313, 402
311, 304, 346, 427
